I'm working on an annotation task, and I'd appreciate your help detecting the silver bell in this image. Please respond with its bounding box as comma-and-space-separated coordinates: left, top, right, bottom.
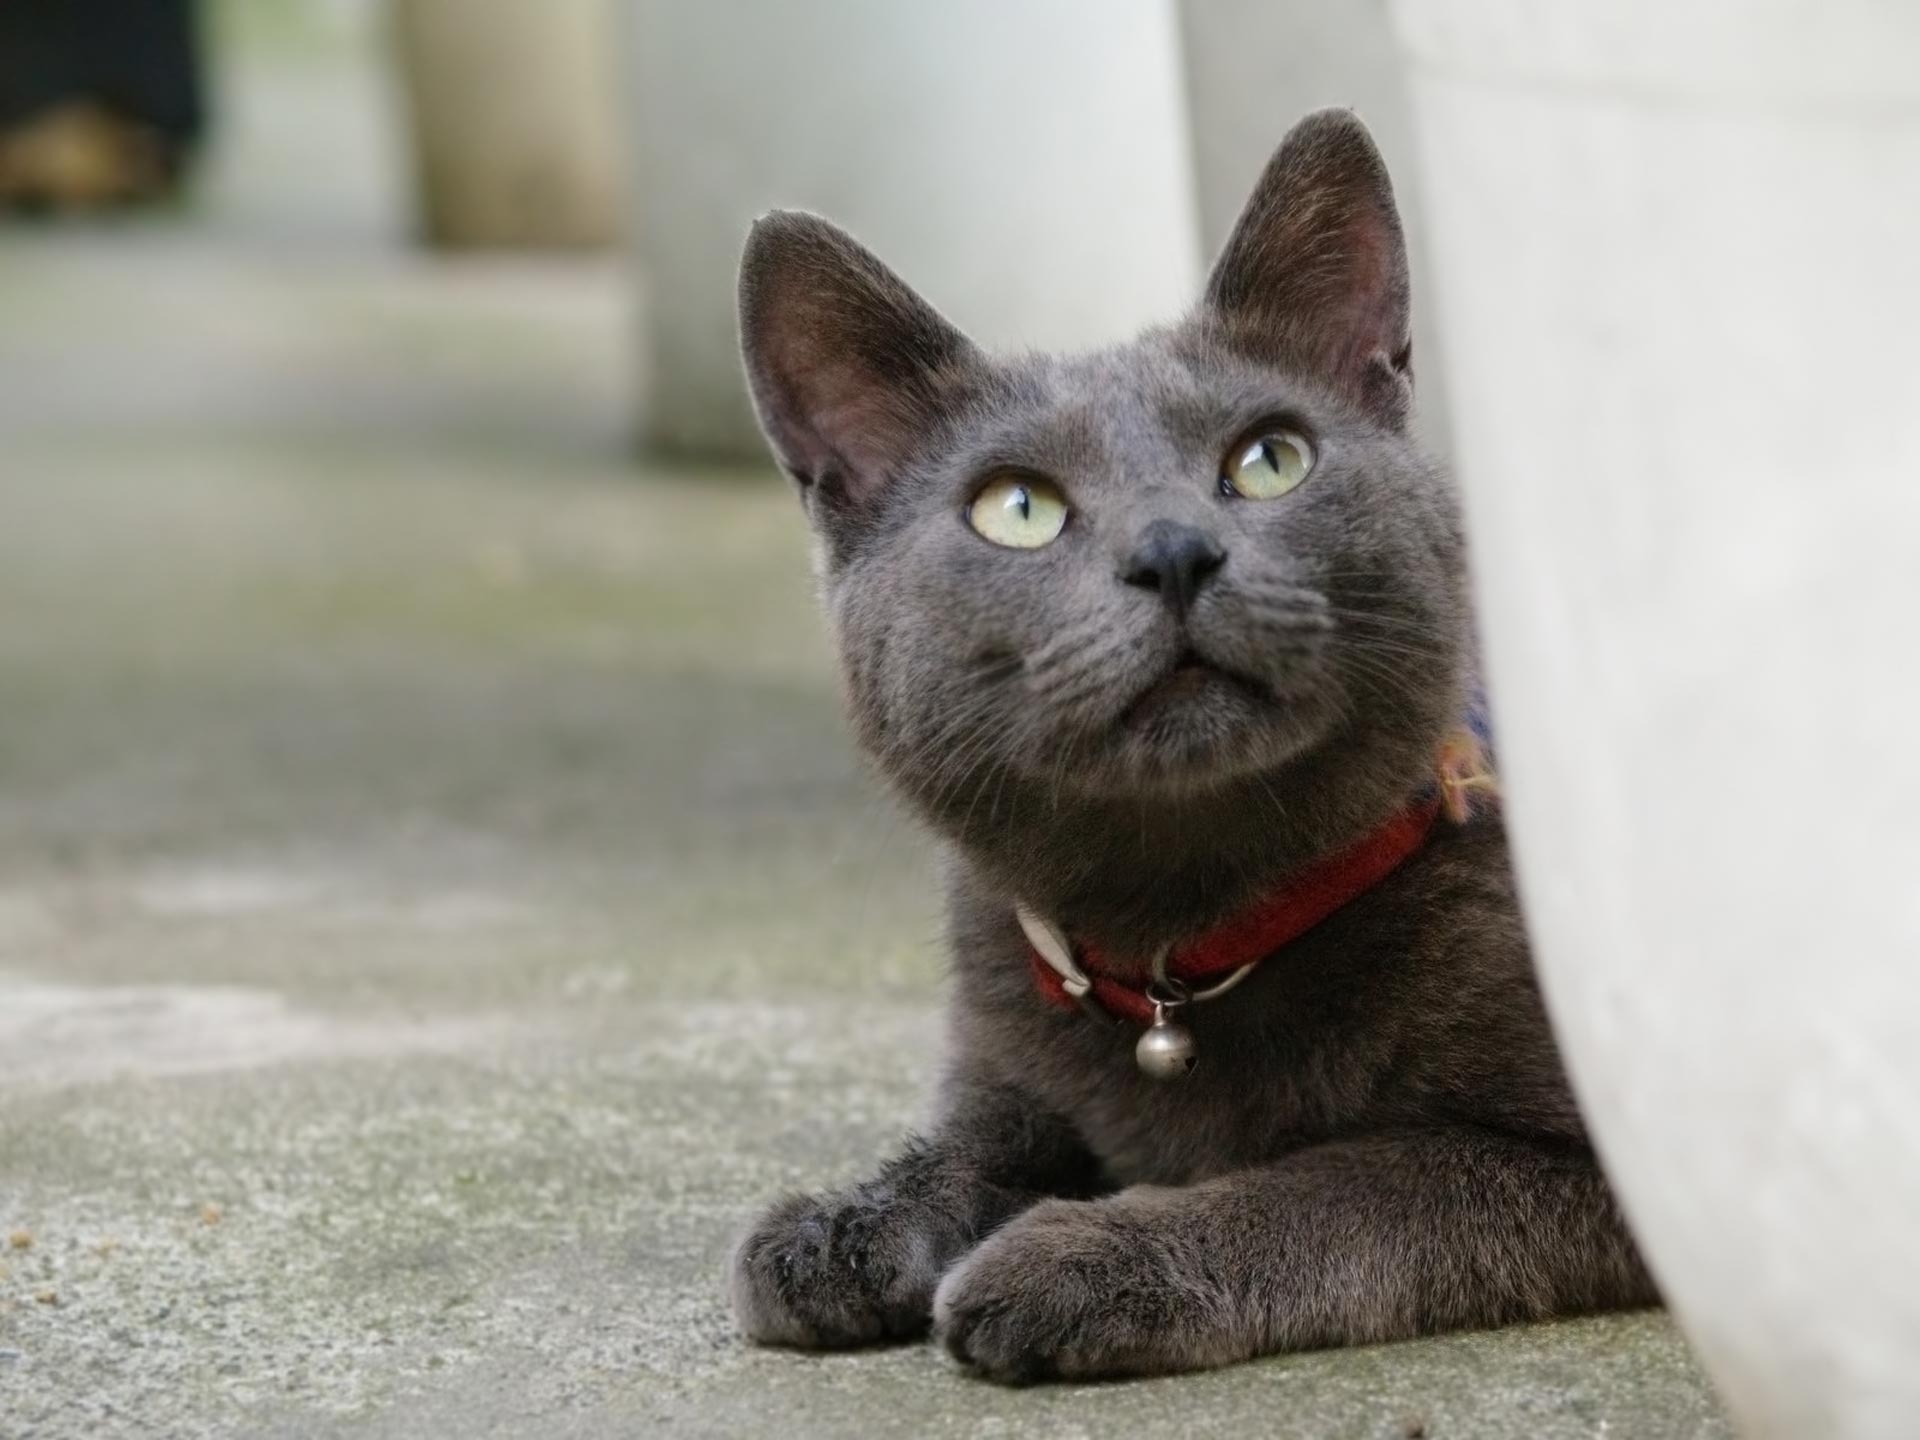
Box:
1135, 1006, 1197, 1080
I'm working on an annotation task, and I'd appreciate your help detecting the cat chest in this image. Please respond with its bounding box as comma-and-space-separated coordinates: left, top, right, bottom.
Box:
1006, 997, 1358, 1186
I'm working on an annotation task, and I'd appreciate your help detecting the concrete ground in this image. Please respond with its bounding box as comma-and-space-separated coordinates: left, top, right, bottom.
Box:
0, 13, 1732, 1439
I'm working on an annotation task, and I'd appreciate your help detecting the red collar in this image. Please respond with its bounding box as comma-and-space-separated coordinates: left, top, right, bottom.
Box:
1024, 795, 1444, 1025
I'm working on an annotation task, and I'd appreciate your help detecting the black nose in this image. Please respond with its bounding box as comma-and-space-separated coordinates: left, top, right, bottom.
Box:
1121, 521, 1226, 618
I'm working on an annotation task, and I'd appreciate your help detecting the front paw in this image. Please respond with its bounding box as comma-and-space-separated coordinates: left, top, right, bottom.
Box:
933, 1196, 1205, 1383
730, 1191, 946, 1348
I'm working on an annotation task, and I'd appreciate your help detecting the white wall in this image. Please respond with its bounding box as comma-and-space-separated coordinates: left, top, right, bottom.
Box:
1395, 3, 1920, 1435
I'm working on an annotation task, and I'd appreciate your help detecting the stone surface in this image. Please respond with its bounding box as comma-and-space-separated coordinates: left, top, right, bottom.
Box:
0, 12, 1732, 1438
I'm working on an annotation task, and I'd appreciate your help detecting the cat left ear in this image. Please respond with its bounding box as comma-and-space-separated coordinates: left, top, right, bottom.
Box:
1203, 109, 1413, 426
738, 211, 981, 537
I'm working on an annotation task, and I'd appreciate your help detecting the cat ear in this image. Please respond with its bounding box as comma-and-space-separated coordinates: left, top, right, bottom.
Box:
738, 211, 981, 529
1203, 109, 1413, 426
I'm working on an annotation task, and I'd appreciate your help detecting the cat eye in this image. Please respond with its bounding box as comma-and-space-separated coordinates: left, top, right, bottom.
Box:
1221, 430, 1315, 500
967, 474, 1069, 549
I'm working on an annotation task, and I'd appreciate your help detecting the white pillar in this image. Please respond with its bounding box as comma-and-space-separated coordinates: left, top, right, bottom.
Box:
627, 0, 1201, 456
1392, 4, 1920, 1436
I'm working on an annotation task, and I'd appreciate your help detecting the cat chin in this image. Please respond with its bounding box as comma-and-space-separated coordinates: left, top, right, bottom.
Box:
1062, 690, 1339, 799
1118, 656, 1267, 728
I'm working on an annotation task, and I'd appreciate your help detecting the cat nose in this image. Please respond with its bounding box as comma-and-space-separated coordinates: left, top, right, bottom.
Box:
1121, 521, 1227, 618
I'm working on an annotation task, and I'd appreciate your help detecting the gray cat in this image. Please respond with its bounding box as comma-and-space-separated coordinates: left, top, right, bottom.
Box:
728, 109, 1655, 1382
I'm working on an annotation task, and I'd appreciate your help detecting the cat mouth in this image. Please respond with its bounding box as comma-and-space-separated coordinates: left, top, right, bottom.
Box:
1122, 650, 1267, 724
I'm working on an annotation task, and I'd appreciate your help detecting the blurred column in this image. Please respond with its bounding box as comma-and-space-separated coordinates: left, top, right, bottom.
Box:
393, 0, 625, 249
1178, 0, 1450, 460
628, 0, 1201, 458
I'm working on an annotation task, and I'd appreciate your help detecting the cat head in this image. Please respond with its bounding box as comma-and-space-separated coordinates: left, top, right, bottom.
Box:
737, 110, 1467, 851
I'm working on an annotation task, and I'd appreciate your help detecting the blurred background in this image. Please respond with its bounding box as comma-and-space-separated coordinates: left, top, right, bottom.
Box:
5, 2, 1911, 1437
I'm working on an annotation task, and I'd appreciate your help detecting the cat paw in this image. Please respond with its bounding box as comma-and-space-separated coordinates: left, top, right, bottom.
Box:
933, 1196, 1206, 1383
730, 1191, 945, 1348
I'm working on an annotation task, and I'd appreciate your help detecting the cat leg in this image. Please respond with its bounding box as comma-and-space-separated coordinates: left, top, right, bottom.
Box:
730, 1078, 1105, 1348
934, 1126, 1655, 1382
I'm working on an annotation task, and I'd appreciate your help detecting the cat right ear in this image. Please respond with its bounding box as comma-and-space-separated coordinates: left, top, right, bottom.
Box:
1202, 109, 1414, 427
737, 212, 980, 536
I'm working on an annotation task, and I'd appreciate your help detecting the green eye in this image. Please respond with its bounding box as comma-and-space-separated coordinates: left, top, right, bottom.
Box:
1222, 430, 1315, 499
967, 474, 1069, 549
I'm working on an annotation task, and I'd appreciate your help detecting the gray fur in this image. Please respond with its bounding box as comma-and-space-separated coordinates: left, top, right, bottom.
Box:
730, 108, 1655, 1382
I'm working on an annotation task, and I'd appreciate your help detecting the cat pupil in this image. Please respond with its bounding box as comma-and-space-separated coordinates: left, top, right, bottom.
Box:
1013, 487, 1031, 520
